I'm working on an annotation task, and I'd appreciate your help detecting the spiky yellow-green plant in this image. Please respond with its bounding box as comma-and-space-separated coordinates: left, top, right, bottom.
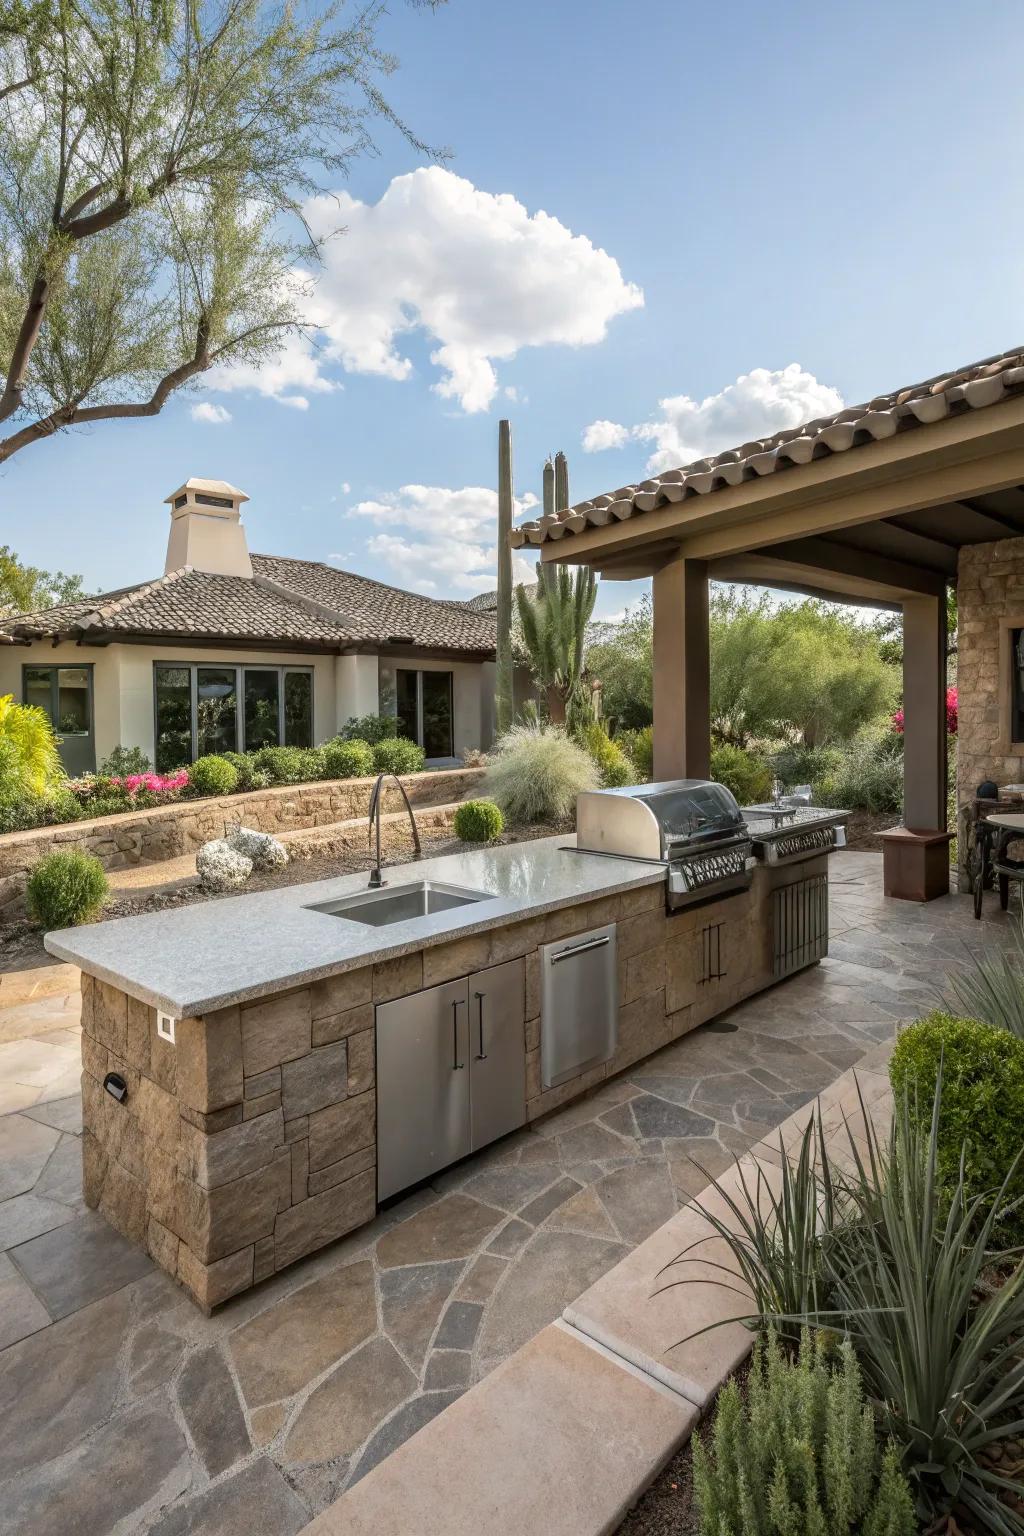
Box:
0, 694, 63, 800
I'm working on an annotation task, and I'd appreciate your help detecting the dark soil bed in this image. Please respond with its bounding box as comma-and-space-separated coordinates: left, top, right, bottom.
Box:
0, 820, 571, 975
838, 808, 893, 852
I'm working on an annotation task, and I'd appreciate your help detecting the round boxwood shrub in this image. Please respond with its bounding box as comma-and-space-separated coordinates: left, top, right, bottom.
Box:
890, 1011, 1024, 1238
188, 755, 239, 797
27, 850, 109, 929
249, 745, 323, 785
321, 737, 375, 780
372, 736, 426, 776
453, 799, 504, 843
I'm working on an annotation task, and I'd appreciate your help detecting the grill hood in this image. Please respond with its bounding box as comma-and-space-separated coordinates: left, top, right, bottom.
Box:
576, 780, 745, 863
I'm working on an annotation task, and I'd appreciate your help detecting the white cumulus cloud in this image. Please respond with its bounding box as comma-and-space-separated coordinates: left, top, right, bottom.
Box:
190, 401, 232, 424
346, 483, 536, 595
300, 168, 642, 413
582, 364, 844, 473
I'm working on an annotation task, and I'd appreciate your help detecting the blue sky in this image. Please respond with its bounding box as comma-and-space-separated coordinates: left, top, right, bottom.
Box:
5, 0, 1024, 618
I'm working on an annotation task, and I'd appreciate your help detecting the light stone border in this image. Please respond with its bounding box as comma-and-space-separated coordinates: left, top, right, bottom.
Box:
299, 1060, 894, 1536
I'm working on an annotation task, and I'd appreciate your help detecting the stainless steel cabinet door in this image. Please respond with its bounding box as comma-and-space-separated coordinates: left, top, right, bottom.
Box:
376, 978, 471, 1200
469, 957, 526, 1153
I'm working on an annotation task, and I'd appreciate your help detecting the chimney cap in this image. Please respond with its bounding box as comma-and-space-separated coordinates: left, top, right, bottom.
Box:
164, 477, 249, 506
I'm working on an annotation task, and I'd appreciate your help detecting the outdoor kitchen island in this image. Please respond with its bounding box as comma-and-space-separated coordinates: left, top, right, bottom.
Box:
45, 798, 846, 1310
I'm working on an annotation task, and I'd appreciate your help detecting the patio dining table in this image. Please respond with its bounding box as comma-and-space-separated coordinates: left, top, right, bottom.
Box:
972, 811, 1024, 918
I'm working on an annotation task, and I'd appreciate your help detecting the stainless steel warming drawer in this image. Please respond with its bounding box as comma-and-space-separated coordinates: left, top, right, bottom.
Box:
540, 923, 618, 1089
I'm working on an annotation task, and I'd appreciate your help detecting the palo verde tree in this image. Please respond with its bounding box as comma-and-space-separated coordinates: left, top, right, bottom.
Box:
0, 0, 443, 464
516, 559, 597, 726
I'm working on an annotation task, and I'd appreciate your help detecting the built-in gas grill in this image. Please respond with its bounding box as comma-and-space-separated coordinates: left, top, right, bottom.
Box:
575, 780, 754, 910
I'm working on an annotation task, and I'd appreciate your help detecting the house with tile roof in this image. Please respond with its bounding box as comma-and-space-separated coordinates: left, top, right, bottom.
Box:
0, 479, 498, 775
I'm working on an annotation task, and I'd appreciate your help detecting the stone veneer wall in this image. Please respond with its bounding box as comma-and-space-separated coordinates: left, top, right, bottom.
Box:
80, 854, 823, 1310
0, 766, 484, 914
957, 538, 1024, 796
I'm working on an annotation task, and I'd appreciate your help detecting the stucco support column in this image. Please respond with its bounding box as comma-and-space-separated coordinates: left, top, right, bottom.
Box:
652, 554, 710, 782
902, 593, 947, 830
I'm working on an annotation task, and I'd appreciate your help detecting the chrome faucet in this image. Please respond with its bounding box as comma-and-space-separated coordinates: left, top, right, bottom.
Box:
367, 773, 422, 888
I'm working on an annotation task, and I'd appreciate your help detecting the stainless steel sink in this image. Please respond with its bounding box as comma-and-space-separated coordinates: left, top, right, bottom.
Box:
306, 880, 492, 927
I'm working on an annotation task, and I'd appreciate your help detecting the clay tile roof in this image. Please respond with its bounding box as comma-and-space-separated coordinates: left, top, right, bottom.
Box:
510, 345, 1024, 548
0, 556, 497, 655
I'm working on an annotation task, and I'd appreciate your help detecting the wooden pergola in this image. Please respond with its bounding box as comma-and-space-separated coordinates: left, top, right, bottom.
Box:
511, 354, 1024, 835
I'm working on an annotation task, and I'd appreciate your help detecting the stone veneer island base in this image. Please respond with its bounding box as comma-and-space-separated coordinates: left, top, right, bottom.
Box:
76, 847, 828, 1311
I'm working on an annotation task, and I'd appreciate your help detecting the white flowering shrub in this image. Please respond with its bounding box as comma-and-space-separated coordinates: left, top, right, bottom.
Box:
227, 825, 289, 871
196, 838, 253, 892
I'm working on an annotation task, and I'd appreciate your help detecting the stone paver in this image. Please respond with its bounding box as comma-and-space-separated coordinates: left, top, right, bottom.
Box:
0, 852, 1014, 1534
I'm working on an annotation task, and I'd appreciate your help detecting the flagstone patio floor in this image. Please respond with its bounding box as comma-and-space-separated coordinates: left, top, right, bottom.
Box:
0, 852, 1013, 1536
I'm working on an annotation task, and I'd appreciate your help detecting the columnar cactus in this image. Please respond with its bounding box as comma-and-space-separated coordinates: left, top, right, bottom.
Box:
495, 419, 515, 736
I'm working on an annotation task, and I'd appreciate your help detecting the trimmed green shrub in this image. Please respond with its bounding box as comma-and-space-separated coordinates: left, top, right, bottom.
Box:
248, 745, 322, 784
221, 751, 258, 791
483, 725, 598, 825
0, 798, 39, 833
618, 724, 653, 781
27, 850, 109, 929
83, 793, 134, 818
772, 742, 842, 789
340, 713, 397, 744
372, 737, 425, 776
453, 799, 504, 842
693, 1330, 916, 1536
890, 1011, 1024, 1240
321, 737, 375, 780
98, 744, 151, 777
188, 755, 239, 797
580, 723, 634, 788
710, 742, 772, 805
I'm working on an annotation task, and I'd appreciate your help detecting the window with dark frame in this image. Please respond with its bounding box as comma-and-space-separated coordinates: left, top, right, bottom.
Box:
154, 663, 313, 771
395, 668, 454, 758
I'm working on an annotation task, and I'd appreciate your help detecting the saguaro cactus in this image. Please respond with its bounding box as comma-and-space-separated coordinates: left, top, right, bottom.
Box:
495, 419, 515, 736
554, 450, 569, 513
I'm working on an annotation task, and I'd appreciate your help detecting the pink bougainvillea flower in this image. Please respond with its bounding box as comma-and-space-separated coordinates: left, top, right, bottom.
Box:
891, 685, 956, 736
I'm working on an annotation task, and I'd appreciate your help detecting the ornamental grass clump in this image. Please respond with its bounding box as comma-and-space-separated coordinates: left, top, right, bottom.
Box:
453, 799, 503, 843
27, 850, 108, 929
693, 1330, 916, 1536
945, 907, 1024, 1038
483, 724, 598, 825
890, 1011, 1024, 1241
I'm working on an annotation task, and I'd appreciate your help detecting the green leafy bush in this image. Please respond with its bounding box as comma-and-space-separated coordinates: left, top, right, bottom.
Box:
0, 797, 39, 833
221, 751, 258, 791
483, 725, 598, 824
321, 737, 375, 780
372, 737, 425, 776
814, 729, 903, 814
772, 742, 842, 789
453, 799, 504, 842
27, 850, 108, 928
579, 723, 634, 787
693, 1331, 916, 1536
82, 793, 134, 818
340, 713, 397, 744
188, 755, 239, 797
248, 745, 322, 784
890, 1011, 1024, 1240
38, 788, 84, 824
98, 744, 151, 777
618, 724, 653, 781
710, 742, 773, 805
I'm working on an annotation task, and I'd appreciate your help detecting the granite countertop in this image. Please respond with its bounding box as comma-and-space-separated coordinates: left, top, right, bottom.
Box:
44, 836, 666, 1018
741, 805, 850, 835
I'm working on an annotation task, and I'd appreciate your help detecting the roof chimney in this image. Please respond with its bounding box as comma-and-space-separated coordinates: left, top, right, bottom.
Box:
164, 478, 253, 578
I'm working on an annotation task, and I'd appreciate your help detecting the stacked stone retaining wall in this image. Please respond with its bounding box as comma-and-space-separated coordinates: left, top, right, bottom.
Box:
0, 767, 485, 914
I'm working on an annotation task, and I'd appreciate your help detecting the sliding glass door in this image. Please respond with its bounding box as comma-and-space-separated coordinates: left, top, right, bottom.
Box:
395, 669, 454, 759
155, 663, 313, 770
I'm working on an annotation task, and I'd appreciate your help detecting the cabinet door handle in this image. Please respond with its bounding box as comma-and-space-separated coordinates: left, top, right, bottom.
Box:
550, 935, 610, 963
452, 999, 464, 1070
474, 991, 488, 1060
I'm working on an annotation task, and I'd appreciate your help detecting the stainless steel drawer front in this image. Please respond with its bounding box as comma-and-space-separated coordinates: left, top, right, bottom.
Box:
540, 922, 618, 1090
